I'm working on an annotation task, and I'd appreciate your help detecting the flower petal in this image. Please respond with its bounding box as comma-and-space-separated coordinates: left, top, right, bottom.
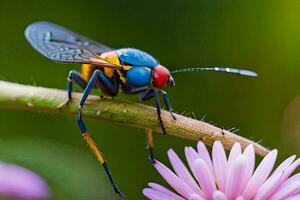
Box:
270, 173, 300, 200
213, 191, 227, 200
189, 193, 204, 200
269, 158, 300, 197
271, 155, 296, 177
287, 193, 300, 200
212, 141, 228, 192
243, 144, 255, 183
242, 149, 278, 199
225, 155, 248, 199
280, 158, 300, 184
143, 188, 177, 200
0, 163, 50, 200
253, 155, 297, 200
227, 143, 242, 169
253, 169, 283, 200
193, 158, 217, 199
153, 160, 194, 199
197, 141, 214, 177
148, 182, 185, 200
185, 147, 200, 178
168, 149, 203, 196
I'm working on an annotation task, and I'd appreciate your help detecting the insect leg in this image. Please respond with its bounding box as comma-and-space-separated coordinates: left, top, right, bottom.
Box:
146, 128, 156, 164
58, 70, 87, 108
153, 89, 167, 135
67, 70, 87, 99
140, 89, 167, 135
140, 89, 158, 100
77, 70, 123, 198
161, 90, 176, 120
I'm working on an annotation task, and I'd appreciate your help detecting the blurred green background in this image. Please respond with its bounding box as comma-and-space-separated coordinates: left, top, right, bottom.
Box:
1, 0, 300, 199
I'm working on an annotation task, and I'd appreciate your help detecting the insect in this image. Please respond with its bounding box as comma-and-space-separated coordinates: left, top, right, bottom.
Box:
25, 21, 257, 198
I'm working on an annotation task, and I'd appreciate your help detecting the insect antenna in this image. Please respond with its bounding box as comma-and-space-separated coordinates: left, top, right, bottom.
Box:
170, 67, 257, 77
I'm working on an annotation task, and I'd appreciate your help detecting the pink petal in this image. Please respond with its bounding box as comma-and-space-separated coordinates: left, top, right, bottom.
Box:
185, 147, 200, 178
242, 150, 278, 199
236, 196, 245, 200
287, 193, 300, 200
143, 188, 177, 200
243, 144, 255, 183
227, 143, 242, 169
168, 149, 203, 196
264, 156, 300, 198
254, 155, 297, 200
154, 160, 194, 199
148, 182, 185, 200
270, 174, 300, 200
225, 155, 248, 199
212, 141, 228, 192
253, 169, 283, 200
280, 158, 300, 184
213, 191, 227, 200
189, 193, 204, 200
271, 155, 296, 177
193, 158, 217, 199
197, 141, 214, 177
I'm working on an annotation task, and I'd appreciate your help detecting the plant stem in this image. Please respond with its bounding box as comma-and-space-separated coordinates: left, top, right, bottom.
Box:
0, 80, 269, 156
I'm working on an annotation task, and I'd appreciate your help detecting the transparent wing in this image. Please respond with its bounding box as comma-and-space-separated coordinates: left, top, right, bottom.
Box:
25, 21, 120, 68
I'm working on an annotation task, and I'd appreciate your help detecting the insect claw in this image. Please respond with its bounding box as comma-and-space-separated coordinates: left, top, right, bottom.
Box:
150, 157, 156, 164
221, 129, 226, 135
117, 192, 126, 199
170, 112, 176, 120
162, 129, 167, 135
148, 146, 156, 164
99, 95, 105, 100
57, 98, 71, 109
114, 187, 125, 199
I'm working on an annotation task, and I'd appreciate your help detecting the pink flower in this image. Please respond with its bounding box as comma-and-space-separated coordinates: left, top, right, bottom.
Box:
143, 141, 300, 200
0, 162, 50, 200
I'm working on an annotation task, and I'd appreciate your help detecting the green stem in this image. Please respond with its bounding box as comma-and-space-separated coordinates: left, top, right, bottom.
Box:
0, 80, 269, 156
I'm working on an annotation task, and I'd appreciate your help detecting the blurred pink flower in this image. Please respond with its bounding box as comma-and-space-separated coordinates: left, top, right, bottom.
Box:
0, 162, 50, 200
143, 141, 300, 200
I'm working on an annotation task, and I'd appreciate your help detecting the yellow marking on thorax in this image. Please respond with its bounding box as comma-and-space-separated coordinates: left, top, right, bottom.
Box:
81, 51, 132, 83
101, 54, 120, 78
82, 64, 94, 81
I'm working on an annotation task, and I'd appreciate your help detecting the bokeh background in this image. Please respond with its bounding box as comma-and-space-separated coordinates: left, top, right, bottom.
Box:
1, 0, 300, 199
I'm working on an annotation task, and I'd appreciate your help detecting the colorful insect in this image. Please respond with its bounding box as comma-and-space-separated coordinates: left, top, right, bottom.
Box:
25, 21, 257, 198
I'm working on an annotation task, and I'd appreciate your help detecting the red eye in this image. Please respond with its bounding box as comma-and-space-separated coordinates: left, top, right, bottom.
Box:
153, 65, 170, 89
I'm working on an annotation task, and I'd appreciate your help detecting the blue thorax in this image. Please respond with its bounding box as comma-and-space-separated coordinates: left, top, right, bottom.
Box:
116, 48, 158, 68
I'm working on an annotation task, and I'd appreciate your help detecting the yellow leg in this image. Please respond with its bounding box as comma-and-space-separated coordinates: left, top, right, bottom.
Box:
82, 132, 105, 164
147, 129, 154, 150
146, 129, 155, 163
82, 132, 124, 198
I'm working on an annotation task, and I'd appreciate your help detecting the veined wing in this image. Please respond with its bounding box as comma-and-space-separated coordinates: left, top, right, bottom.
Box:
25, 21, 121, 68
